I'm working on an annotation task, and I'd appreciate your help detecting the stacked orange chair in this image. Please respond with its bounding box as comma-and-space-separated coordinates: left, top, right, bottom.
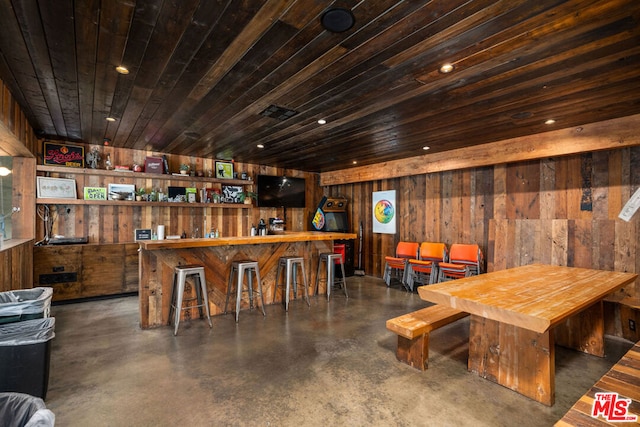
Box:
383, 242, 419, 288
436, 243, 483, 282
406, 242, 448, 291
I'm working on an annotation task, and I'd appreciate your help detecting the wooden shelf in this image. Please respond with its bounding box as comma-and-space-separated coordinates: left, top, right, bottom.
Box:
36, 164, 252, 186
36, 164, 254, 208
36, 198, 252, 208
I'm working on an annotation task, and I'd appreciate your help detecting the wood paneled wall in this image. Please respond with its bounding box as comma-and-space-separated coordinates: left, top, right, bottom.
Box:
0, 78, 37, 291
327, 147, 640, 296
37, 143, 322, 243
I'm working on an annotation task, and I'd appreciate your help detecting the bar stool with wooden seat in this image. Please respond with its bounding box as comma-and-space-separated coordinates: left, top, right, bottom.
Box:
224, 260, 266, 323
274, 256, 311, 311
169, 264, 213, 335
315, 245, 348, 300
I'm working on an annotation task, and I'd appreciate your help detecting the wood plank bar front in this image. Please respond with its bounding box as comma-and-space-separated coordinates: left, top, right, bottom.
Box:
419, 264, 638, 406
138, 232, 356, 328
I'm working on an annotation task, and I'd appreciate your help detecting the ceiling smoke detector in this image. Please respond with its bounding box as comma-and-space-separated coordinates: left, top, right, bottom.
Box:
260, 105, 299, 121
321, 8, 355, 33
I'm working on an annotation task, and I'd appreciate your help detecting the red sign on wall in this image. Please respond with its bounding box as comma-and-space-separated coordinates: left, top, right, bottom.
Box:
43, 142, 85, 168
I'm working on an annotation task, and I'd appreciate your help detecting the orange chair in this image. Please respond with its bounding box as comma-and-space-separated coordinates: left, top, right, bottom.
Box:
406, 242, 448, 291
437, 244, 483, 282
383, 242, 419, 288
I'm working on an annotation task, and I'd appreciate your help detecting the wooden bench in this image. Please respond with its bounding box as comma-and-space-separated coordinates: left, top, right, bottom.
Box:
555, 341, 640, 426
386, 305, 468, 371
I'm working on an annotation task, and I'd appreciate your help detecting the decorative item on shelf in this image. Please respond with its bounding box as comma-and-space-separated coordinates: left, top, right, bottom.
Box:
144, 156, 164, 174
43, 141, 85, 168
37, 177, 77, 199
185, 187, 197, 203
215, 161, 233, 179
107, 183, 135, 201
205, 188, 221, 203
105, 153, 113, 170
86, 147, 101, 169
238, 191, 257, 205
83, 187, 107, 201
179, 164, 190, 175
222, 185, 243, 203
132, 163, 143, 173
196, 170, 204, 177
136, 187, 146, 201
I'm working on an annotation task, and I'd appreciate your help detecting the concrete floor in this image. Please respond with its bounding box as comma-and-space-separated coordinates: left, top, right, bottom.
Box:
45, 276, 633, 426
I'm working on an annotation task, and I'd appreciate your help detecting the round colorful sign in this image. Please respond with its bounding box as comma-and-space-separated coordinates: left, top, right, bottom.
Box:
374, 199, 395, 224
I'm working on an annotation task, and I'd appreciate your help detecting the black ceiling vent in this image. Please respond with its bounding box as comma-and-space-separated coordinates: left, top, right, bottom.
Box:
260, 104, 299, 121
321, 8, 355, 33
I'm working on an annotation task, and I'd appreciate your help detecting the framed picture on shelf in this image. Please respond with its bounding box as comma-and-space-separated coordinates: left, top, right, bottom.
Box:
222, 185, 243, 203
215, 161, 234, 179
144, 156, 164, 174
37, 177, 77, 199
107, 183, 135, 201
83, 187, 107, 200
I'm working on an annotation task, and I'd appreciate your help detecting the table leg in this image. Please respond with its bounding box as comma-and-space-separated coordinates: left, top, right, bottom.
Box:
468, 315, 555, 406
554, 301, 605, 357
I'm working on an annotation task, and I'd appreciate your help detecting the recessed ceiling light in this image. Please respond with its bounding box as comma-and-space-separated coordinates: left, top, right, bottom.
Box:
257, 144, 264, 149
545, 119, 556, 125
423, 146, 430, 150
439, 63, 454, 74
352, 160, 357, 164
106, 117, 116, 122
317, 119, 327, 125
115, 66, 129, 74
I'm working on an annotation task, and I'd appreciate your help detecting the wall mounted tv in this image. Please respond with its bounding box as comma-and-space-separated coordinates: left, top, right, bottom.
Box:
257, 175, 306, 208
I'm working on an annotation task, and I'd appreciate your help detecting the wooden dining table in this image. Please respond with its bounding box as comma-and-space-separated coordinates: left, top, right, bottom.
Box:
418, 264, 638, 406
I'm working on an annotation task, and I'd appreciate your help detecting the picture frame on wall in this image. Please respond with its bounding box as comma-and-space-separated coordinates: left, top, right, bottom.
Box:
372, 190, 396, 234
222, 185, 243, 203
215, 161, 234, 179
36, 177, 77, 199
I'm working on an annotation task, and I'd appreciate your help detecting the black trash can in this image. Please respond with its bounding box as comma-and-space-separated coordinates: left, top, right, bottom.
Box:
0, 287, 53, 324
0, 392, 55, 427
0, 317, 56, 399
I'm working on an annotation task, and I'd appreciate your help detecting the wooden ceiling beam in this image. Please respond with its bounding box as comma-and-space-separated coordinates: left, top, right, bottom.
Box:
319, 114, 640, 185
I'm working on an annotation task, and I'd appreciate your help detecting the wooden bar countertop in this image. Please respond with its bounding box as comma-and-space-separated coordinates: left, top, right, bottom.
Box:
138, 231, 357, 250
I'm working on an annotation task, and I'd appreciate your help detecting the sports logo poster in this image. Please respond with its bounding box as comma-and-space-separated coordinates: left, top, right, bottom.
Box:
372, 190, 396, 234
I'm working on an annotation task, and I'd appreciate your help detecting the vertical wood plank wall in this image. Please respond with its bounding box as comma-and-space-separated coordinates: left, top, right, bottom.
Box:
326, 147, 640, 297
0, 79, 37, 291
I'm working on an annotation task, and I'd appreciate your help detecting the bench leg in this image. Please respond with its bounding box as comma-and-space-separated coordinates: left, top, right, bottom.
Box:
396, 333, 429, 371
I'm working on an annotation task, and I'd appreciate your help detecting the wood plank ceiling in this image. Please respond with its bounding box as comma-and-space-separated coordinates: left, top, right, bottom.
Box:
0, 0, 639, 173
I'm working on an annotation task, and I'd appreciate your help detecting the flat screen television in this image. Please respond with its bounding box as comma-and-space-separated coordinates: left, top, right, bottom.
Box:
257, 175, 306, 208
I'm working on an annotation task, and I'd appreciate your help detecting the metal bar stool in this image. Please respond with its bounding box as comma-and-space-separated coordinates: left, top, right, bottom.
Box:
274, 256, 310, 311
169, 264, 213, 335
224, 260, 266, 323
315, 252, 348, 301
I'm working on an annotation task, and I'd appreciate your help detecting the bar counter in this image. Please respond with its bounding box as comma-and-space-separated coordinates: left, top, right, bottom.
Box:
138, 232, 356, 328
